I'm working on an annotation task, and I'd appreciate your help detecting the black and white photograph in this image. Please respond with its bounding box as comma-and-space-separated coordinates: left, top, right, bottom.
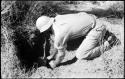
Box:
1, 1, 124, 78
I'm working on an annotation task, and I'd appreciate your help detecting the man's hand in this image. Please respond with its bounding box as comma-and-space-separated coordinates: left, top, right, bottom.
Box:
49, 60, 57, 69
47, 55, 54, 60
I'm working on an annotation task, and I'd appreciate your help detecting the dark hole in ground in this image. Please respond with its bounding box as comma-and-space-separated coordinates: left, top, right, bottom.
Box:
13, 29, 51, 71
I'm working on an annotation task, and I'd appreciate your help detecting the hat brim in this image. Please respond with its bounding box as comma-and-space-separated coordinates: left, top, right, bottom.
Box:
40, 18, 54, 32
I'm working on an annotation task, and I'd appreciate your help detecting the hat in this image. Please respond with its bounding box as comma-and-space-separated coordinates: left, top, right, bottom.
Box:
36, 16, 54, 32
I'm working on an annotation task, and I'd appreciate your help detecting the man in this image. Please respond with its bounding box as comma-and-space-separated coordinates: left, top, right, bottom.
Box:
36, 12, 117, 68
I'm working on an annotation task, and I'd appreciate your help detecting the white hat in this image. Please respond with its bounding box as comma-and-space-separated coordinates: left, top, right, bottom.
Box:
36, 16, 54, 32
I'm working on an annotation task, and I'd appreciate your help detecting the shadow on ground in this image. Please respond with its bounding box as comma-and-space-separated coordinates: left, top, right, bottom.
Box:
13, 30, 51, 71
58, 57, 77, 67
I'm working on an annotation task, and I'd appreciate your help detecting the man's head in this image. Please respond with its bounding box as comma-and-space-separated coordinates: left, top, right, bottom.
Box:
36, 16, 54, 33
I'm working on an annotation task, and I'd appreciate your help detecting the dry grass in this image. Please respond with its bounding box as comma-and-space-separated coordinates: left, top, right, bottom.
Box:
1, 1, 124, 78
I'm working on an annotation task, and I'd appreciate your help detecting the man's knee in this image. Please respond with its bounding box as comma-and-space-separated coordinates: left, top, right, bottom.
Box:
75, 49, 100, 60
76, 52, 98, 60
75, 50, 90, 60
76, 53, 83, 60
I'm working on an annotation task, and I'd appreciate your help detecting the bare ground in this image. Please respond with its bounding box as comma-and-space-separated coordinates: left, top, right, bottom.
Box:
31, 46, 124, 78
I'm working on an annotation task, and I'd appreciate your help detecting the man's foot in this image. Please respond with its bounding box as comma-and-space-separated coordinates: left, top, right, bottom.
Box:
104, 31, 120, 47
107, 33, 119, 47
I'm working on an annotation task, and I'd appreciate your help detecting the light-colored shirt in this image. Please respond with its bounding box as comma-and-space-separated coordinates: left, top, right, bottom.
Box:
52, 12, 96, 50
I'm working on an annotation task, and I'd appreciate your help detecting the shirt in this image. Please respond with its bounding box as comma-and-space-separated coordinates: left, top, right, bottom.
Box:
52, 12, 96, 50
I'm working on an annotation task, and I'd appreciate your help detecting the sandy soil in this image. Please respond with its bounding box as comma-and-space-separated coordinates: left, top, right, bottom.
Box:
31, 46, 123, 78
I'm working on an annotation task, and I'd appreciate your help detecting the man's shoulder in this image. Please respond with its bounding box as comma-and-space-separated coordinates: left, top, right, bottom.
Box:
55, 12, 90, 19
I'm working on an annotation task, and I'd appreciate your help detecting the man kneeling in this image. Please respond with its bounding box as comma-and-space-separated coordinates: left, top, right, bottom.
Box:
36, 12, 118, 68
